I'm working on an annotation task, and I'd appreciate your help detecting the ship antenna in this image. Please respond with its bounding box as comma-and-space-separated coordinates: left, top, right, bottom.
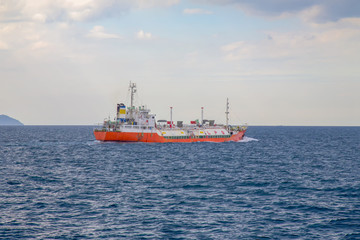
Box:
170, 107, 173, 128
225, 98, 229, 129
201, 107, 204, 125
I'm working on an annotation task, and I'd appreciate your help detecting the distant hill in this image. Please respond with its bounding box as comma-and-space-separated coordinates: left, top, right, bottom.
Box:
0, 115, 24, 125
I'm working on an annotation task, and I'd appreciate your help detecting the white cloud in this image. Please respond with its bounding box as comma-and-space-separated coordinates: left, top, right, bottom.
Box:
0, 21, 51, 51
135, 0, 180, 8
222, 15, 360, 59
222, 26, 360, 62
31, 41, 49, 49
0, 0, 180, 23
220, 19, 360, 80
137, 30, 152, 39
183, 8, 213, 15
0, 41, 8, 49
87, 25, 121, 39
32, 13, 47, 23
221, 41, 245, 52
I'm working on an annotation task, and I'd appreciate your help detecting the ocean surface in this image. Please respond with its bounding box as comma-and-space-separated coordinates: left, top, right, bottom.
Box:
0, 126, 359, 239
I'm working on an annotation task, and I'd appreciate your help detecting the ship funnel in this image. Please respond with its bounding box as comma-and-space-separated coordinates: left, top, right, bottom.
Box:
118, 103, 126, 122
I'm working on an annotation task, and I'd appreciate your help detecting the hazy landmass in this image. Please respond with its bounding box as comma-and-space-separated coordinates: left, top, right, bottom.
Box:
0, 115, 24, 125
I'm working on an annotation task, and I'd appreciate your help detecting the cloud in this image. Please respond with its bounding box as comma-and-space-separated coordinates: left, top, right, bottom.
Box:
135, 0, 180, 8
183, 8, 213, 14
220, 22, 360, 76
0, 0, 180, 23
221, 41, 245, 52
31, 41, 49, 49
1, 0, 358, 24
0, 20, 58, 52
0, 41, 8, 50
87, 25, 121, 39
137, 30, 152, 39
194, 0, 360, 22
32, 13, 47, 23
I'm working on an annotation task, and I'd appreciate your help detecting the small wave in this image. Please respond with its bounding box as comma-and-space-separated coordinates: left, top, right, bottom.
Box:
238, 136, 259, 142
87, 140, 100, 145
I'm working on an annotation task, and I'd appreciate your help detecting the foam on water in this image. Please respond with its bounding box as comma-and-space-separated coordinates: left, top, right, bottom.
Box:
238, 136, 259, 142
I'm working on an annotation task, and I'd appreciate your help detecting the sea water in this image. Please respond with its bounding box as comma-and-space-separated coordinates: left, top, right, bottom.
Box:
0, 126, 359, 239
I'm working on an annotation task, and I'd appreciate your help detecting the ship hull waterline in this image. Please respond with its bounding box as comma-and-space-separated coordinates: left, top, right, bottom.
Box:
94, 130, 246, 143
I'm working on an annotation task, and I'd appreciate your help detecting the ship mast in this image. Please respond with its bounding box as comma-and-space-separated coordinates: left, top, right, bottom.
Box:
129, 82, 137, 109
129, 82, 137, 123
225, 98, 229, 128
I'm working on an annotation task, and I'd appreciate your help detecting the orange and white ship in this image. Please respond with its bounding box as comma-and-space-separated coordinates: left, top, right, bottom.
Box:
94, 82, 247, 143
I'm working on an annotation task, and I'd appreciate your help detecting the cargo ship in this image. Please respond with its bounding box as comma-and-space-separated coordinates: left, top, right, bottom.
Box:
94, 82, 247, 142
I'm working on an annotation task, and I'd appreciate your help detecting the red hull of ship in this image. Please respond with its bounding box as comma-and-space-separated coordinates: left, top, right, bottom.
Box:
94, 130, 246, 143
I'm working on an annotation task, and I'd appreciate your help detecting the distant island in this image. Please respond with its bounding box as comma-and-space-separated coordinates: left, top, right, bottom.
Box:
0, 115, 24, 125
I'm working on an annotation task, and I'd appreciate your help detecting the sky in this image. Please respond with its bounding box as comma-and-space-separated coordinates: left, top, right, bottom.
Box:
0, 0, 359, 126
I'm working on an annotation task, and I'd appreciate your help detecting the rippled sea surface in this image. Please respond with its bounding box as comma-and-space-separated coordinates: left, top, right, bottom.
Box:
0, 126, 359, 239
